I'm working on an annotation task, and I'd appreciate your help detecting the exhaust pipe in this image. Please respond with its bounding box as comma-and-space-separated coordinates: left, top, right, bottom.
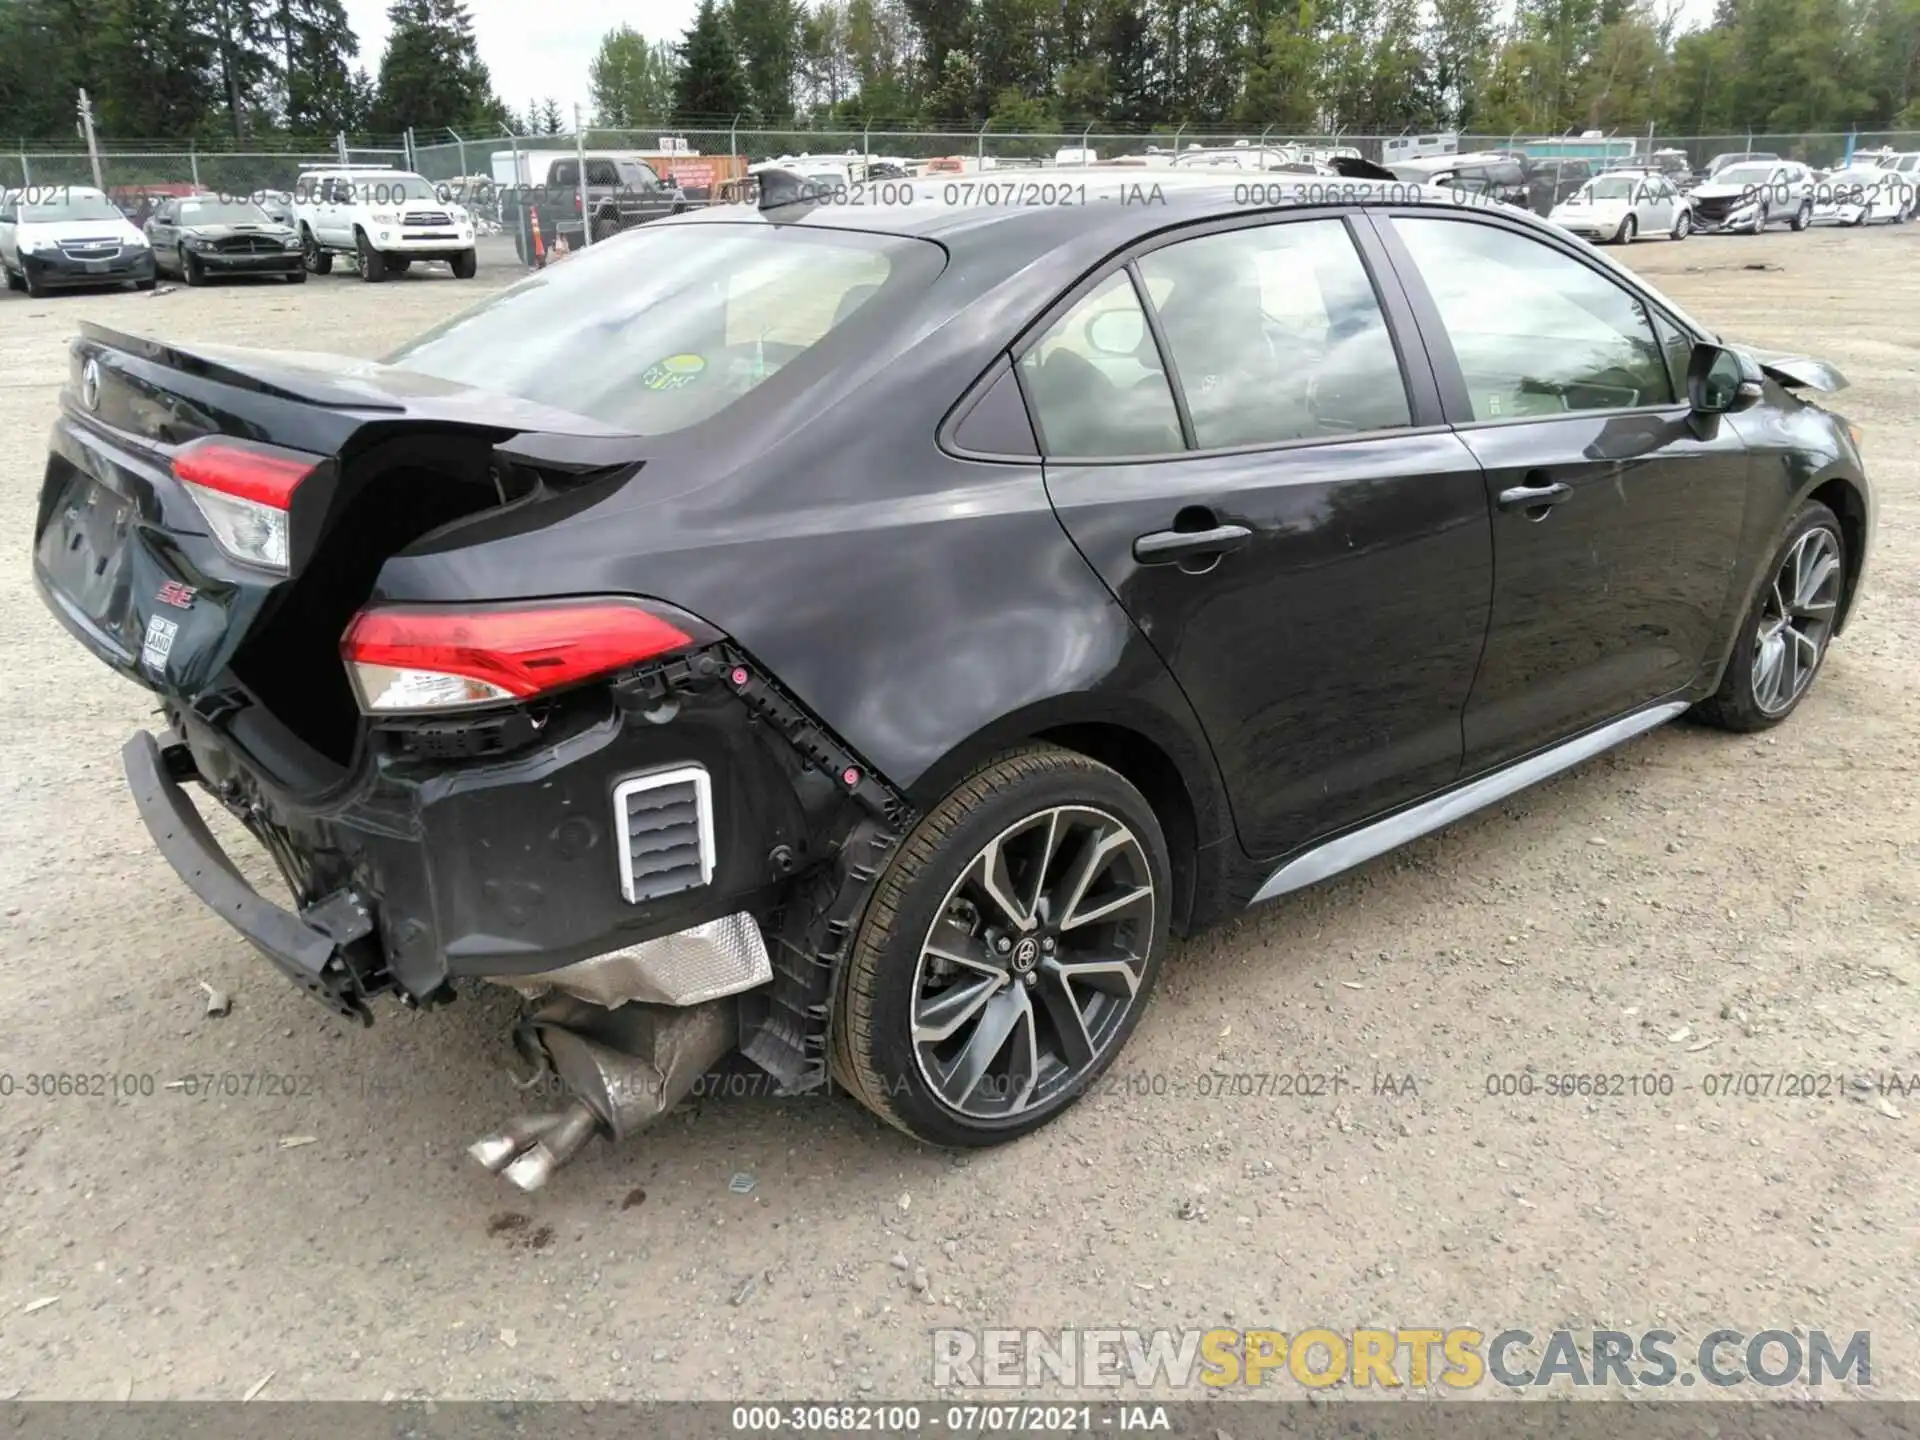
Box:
468, 994, 737, 1191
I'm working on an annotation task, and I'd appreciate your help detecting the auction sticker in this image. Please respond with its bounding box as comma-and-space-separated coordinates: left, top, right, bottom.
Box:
640, 353, 706, 391
140, 615, 179, 674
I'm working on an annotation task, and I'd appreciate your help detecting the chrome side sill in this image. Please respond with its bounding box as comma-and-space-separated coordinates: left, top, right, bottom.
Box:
1249, 700, 1689, 907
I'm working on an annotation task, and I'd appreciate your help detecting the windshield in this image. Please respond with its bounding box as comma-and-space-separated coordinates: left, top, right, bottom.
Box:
385, 223, 943, 436
1713, 164, 1776, 186
1582, 177, 1637, 200
346, 174, 436, 203
178, 199, 276, 224
20, 193, 123, 224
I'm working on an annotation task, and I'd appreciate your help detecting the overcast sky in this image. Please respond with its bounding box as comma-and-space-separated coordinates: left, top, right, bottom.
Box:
341, 0, 703, 121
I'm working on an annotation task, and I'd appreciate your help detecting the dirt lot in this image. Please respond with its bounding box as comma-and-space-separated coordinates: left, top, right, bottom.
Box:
0, 227, 1914, 1404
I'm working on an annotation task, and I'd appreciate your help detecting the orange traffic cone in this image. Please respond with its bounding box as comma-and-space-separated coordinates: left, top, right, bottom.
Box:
529, 208, 546, 268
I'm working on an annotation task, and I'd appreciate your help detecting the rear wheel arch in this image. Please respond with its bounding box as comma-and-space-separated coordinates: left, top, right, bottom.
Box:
903, 709, 1224, 937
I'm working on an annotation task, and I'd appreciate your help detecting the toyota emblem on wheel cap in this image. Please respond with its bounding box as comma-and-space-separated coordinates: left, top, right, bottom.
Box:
80, 358, 101, 411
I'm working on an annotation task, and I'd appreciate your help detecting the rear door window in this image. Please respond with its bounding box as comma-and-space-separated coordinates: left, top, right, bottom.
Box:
1019, 271, 1183, 458
1136, 218, 1411, 447
586, 160, 619, 187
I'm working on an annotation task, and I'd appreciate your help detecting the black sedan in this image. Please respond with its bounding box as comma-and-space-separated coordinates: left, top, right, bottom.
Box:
145, 195, 305, 285
32, 173, 1874, 1188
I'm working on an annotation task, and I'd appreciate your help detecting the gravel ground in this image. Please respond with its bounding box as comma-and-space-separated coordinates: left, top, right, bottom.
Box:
0, 227, 1914, 1404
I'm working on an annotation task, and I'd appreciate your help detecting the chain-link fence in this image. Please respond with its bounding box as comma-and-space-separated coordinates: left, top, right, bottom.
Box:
8, 125, 1919, 204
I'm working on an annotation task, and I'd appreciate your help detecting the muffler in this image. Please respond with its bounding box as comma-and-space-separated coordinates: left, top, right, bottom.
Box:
469, 993, 736, 1191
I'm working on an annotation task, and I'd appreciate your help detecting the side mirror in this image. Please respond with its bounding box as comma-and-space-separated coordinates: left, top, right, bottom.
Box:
1688, 343, 1764, 413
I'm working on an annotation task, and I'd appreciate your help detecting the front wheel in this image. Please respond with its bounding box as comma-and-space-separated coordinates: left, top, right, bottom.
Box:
451, 247, 477, 279
3, 259, 22, 291
1791, 199, 1813, 231
355, 230, 387, 282
1671, 208, 1692, 240
1693, 501, 1845, 732
1615, 214, 1637, 244
302, 228, 331, 274
181, 247, 205, 286
830, 745, 1172, 1147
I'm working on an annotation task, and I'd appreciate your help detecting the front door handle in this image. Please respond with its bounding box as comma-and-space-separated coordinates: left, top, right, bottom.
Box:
1133, 523, 1253, 565
1497, 481, 1573, 513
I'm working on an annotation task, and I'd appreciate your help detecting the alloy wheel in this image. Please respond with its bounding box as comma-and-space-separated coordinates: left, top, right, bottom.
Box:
910, 806, 1155, 1120
1751, 526, 1842, 715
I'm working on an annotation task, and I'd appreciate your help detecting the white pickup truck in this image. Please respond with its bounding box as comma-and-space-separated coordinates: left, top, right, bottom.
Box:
291, 167, 477, 281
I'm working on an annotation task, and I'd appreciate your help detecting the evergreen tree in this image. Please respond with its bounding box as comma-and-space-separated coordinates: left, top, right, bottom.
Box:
673, 0, 752, 120
538, 96, 565, 132
277, 0, 360, 133
729, 0, 803, 120
370, 0, 503, 132
95, 0, 216, 136
199, 0, 279, 138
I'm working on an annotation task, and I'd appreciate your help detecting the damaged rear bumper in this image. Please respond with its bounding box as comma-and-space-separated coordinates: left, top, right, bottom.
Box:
124, 727, 379, 1023
124, 644, 907, 1049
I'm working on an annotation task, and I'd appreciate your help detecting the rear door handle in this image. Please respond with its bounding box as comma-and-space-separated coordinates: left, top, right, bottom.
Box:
1133, 524, 1253, 564
1497, 481, 1573, 513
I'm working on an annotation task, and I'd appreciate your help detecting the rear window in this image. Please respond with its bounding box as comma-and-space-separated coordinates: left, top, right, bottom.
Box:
384, 223, 943, 436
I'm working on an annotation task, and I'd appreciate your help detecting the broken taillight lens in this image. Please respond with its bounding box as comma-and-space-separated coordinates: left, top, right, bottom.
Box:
341, 599, 694, 714
172, 436, 321, 573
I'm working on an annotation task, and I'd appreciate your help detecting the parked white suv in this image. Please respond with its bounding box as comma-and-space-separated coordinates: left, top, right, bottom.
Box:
292, 168, 476, 281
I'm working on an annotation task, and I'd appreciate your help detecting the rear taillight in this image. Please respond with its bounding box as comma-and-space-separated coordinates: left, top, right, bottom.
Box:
172, 436, 320, 573
341, 599, 694, 714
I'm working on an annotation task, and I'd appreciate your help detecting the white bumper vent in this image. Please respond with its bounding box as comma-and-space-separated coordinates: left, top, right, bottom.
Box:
614, 766, 715, 904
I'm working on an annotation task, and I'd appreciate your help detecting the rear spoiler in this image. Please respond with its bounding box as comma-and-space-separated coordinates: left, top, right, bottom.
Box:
1329, 155, 1399, 181
77, 321, 405, 411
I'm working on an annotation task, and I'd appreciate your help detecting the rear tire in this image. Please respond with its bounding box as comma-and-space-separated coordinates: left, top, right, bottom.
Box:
591, 212, 620, 243
830, 745, 1171, 1148
451, 248, 477, 278
1692, 501, 1845, 732
355, 229, 387, 282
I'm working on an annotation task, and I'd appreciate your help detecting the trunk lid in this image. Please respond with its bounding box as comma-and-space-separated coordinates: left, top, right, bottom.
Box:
34, 324, 644, 775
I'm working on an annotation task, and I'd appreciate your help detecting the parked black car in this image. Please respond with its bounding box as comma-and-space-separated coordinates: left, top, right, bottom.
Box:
1524, 157, 1595, 214
1389, 151, 1532, 208
145, 195, 306, 285
507, 155, 688, 261
32, 175, 1874, 1187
